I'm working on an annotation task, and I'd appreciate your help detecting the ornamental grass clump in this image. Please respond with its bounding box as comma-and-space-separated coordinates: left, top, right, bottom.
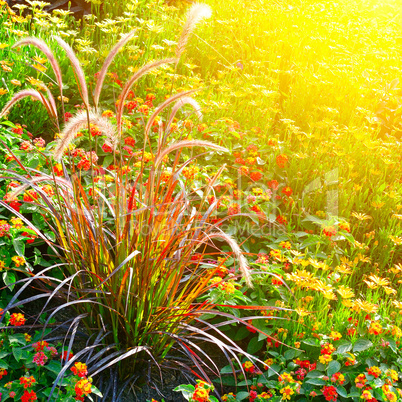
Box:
0, 3, 269, 387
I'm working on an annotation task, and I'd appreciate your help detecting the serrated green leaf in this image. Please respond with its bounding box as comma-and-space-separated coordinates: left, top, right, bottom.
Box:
336, 386, 348, 398
302, 338, 320, 347
3, 271, 16, 291
0, 359, 9, 369
284, 349, 296, 360
384, 337, 397, 354
247, 337, 264, 354
327, 360, 341, 376
90, 385, 103, 397
45, 360, 62, 375
237, 380, 253, 386
221, 365, 234, 374
336, 340, 352, 354
12, 238, 25, 257
8, 333, 26, 345
306, 378, 326, 386
236, 391, 251, 401
306, 370, 324, 379
373, 377, 384, 388
233, 325, 250, 341
353, 338, 373, 352
174, 384, 195, 399
267, 363, 281, 378
12, 347, 23, 362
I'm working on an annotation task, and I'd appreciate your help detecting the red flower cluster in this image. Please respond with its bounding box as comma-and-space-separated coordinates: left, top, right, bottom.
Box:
294, 359, 316, 372
250, 171, 263, 182
228, 203, 240, 216
20, 375, 36, 389
276, 215, 288, 225
75, 378, 92, 401
0, 222, 11, 237
61, 350, 74, 362
32, 341, 48, 352
71, 362, 88, 378
323, 226, 337, 238
267, 180, 279, 190
0, 368, 7, 380
10, 313, 26, 326
23, 190, 38, 202
271, 275, 284, 286
21, 390, 37, 402
33, 351, 48, 366
276, 154, 288, 168
321, 343, 336, 355
281, 186, 293, 197
322, 385, 338, 401
102, 143, 113, 153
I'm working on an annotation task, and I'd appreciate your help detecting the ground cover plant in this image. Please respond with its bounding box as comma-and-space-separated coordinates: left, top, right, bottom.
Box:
1, 0, 402, 400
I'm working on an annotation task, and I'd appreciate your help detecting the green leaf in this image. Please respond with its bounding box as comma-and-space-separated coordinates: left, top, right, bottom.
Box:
284, 349, 301, 360
302, 338, 320, 347
20, 204, 38, 213
12, 347, 23, 362
384, 337, 397, 354
336, 340, 352, 354
306, 378, 326, 386
247, 337, 264, 354
103, 155, 114, 168
268, 351, 279, 357
267, 363, 281, 378
257, 377, 277, 387
8, 333, 26, 345
336, 386, 348, 398
45, 231, 56, 242
90, 385, 103, 397
221, 365, 234, 374
174, 384, 195, 400
28, 158, 39, 169
214, 376, 237, 386
306, 370, 324, 378
373, 378, 384, 388
12, 238, 25, 257
237, 380, 253, 386
236, 392, 251, 401
0, 359, 9, 369
233, 325, 250, 341
353, 338, 373, 352
284, 349, 295, 360
327, 360, 341, 376
3, 271, 16, 290
45, 360, 62, 375
348, 391, 361, 398
365, 358, 377, 367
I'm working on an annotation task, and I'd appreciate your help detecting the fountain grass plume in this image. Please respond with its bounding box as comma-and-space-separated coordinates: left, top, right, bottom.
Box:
53, 110, 117, 161
176, 3, 212, 61
54, 36, 89, 108
0, 89, 56, 120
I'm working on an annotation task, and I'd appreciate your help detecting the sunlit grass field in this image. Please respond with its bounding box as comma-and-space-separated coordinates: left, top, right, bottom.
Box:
181, 0, 402, 264
1, 0, 402, 398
